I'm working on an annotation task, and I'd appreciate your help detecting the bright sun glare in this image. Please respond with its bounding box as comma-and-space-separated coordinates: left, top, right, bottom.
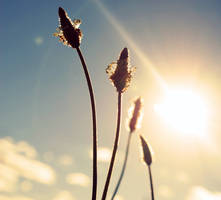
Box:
154, 88, 210, 136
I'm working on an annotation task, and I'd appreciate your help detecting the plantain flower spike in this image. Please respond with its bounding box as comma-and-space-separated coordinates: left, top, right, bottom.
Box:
106, 48, 135, 93
140, 135, 153, 166
53, 7, 82, 48
128, 97, 143, 133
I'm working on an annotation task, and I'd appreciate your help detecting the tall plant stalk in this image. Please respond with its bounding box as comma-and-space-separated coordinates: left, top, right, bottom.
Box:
111, 132, 132, 200
101, 92, 122, 200
111, 97, 143, 199
76, 47, 97, 200
148, 165, 155, 200
54, 7, 98, 200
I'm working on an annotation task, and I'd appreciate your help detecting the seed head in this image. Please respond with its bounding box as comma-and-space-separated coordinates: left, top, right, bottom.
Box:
140, 135, 153, 166
106, 48, 135, 93
53, 7, 82, 48
128, 97, 143, 133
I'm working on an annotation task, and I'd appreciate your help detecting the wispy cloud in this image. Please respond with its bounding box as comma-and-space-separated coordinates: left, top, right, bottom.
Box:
0, 137, 56, 192
0, 195, 34, 200
20, 180, 33, 192
89, 147, 112, 162
66, 173, 90, 187
0, 163, 18, 192
187, 186, 221, 200
16, 141, 37, 158
53, 190, 75, 200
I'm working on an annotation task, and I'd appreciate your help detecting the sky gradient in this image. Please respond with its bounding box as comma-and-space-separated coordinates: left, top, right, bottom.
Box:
1, 0, 221, 199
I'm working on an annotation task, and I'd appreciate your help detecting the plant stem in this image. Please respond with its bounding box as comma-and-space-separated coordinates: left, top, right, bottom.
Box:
148, 165, 155, 200
111, 132, 132, 200
76, 47, 97, 200
101, 92, 122, 200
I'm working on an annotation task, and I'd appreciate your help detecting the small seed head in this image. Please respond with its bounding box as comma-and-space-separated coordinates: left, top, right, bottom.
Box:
54, 7, 82, 48
106, 48, 135, 93
140, 135, 153, 166
128, 97, 143, 133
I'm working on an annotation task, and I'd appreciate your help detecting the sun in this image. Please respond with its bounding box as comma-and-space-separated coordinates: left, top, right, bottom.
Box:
154, 87, 210, 136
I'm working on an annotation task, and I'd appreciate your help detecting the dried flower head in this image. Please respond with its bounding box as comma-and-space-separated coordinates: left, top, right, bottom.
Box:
128, 97, 143, 133
140, 135, 153, 166
53, 7, 82, 48
106, 48, 135, 93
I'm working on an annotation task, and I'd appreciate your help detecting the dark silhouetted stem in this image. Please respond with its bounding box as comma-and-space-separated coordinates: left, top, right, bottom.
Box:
101, 92, 122, 200
111, 132, 132, 200
76, 47, 97, 200
148, 165, 155, 200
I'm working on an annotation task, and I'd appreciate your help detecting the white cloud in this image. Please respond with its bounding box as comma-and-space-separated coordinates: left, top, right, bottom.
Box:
90, 147, 112, 162
16, 141, 37, 158
187, 186, 221, 200
0, 195, 34, 200
53, 190, 75, 200
0, 163, 19, 192
66, 173, 90, 187
0, 137, 56, 192
20, 180, 33, 192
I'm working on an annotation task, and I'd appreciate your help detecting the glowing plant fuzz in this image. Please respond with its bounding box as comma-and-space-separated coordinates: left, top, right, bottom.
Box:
128, 97, 143, 133
106, 48, 135, 93
54, 7, 82, 48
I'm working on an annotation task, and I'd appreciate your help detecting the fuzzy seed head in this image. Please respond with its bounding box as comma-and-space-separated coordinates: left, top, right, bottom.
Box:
53, 7, 82, 48
106, 48, 135, 93
128, 97, 143, 133
140, 135, 153, 166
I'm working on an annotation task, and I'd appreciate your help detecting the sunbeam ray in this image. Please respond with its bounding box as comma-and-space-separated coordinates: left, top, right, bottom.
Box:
93, 0, 168, 91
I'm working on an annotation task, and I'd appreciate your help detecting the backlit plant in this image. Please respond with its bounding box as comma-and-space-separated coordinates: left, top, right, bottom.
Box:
54, 7, 155, 200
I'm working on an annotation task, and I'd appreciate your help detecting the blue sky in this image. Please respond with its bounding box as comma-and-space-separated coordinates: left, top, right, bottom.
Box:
1, 0, 221, 199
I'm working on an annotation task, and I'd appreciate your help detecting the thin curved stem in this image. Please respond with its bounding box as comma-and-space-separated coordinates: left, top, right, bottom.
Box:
101, 92, 122, 200
148, 165, 155, 200
76, 47, 97, 200
111, 132, 132, 200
